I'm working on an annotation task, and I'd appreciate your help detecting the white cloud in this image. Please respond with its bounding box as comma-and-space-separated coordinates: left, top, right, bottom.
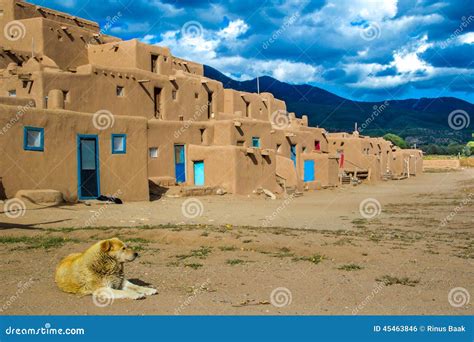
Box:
458, 32, 474, 45
142, 19, 321, 84
150, 0, 184, 17
392, 35, 433, 73
217, 19, 249, 40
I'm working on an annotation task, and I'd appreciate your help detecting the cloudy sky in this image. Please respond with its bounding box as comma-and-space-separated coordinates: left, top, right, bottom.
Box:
32, 0, 474, 103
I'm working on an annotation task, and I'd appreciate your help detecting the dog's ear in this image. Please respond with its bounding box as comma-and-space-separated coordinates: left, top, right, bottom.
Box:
100, 240, 112, 252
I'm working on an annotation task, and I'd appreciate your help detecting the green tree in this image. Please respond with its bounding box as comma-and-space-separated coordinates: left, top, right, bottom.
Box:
383, 133, 408, 149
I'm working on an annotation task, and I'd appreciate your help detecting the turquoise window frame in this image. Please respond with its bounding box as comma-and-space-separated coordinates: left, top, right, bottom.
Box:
111, 134, 127, 154
23, 126, 44, 152
252, 137, 260, 148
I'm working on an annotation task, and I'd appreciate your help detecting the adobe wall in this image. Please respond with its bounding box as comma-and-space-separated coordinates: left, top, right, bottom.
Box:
0, 104, 149, 202
147, 120, 214, 183
0, 0, 119, 70
300, 152, 339, 187
212, 119, 272, 148
88, 40, 203, 77
187, 145, 279, 195
0, 64, 226, 121
223, 89, 270, 121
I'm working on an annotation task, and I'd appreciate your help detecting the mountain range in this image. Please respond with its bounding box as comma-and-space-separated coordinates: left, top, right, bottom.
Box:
204, 65, 473, 147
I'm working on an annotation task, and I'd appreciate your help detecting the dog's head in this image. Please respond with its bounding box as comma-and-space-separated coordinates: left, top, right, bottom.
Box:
100, 238, 138, 263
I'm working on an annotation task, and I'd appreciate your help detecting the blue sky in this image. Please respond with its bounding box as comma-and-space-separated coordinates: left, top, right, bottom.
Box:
31, 0, 474, 103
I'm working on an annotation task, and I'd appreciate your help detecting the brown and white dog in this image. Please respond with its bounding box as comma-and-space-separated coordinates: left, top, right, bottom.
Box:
55, 238, 157, 300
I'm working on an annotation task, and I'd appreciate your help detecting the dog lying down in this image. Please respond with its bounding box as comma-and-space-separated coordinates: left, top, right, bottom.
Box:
55, 238, 157, 300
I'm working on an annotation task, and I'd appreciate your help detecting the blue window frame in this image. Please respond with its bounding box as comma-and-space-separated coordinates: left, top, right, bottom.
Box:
111, 134, 126, 154
252, 137, 260, 148
23, 126, 44, 151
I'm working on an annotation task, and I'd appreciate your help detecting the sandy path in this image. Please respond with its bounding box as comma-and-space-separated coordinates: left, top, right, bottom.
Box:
0, 169, 472, 315
1, 169, 472, 231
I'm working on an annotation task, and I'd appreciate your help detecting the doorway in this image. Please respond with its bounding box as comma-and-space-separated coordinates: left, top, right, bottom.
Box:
77, 135, 100, 199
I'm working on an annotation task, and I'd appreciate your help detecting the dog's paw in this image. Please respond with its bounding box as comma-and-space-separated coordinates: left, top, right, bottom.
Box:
143, 287, 158, 296
129, 292, 146, 300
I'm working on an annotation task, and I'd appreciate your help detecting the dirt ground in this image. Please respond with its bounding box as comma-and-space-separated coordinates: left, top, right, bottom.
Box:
0, 169, 472, 315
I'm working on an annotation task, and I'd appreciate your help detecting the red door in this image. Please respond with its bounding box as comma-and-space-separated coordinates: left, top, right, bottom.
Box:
339, 153, 344, 168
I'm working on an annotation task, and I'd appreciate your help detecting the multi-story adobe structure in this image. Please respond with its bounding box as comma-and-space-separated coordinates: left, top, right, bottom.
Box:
0, 0, 422, 203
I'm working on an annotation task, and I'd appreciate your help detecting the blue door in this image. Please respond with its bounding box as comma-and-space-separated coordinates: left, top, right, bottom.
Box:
174, 144, 186, 183
304, 160, 315, 182
77, 135, 100, 199
194, 161, 205, 186
290, 144, 297, 167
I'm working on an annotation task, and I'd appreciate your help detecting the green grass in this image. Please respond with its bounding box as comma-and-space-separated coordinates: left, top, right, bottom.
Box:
176, 246, 212, 260
338, 263, 364, 271
185, 263, 203, 270
293, 253, 324, 264
226, 259, 246, 266
270, 247, 295, 258
0, 236, 79, 250
376, 275, 420, 287
219, 246, 237, 251
123, 237, 151, 252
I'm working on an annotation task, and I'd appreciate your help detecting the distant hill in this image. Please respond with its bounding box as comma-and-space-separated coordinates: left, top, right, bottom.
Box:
204, 65, 473, 147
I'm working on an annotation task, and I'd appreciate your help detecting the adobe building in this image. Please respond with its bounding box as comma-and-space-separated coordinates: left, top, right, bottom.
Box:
0, 0, 422, 203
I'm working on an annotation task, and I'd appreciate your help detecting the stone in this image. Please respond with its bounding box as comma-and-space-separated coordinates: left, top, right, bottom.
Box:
15, 189, 63, 205
262, 188, 276, 200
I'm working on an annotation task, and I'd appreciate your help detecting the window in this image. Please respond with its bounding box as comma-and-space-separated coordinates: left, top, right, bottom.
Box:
302, 146, 307, 153
23, 127, 44, 151
116, 86, 125, 97
276, 144, 282, 152
237, 140, 245, 146
199, 128, 206, 143
194, 92, 199, 99
111, 134, 126, 154
63, 90, 70, 102
151, 54, 158, 73
172, 89, 177, 100
149, 147, 159, 158
314, 140, 321, 151
252, 137, 260, 148
207, 91, 213, 119
8, 90, 16, 97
